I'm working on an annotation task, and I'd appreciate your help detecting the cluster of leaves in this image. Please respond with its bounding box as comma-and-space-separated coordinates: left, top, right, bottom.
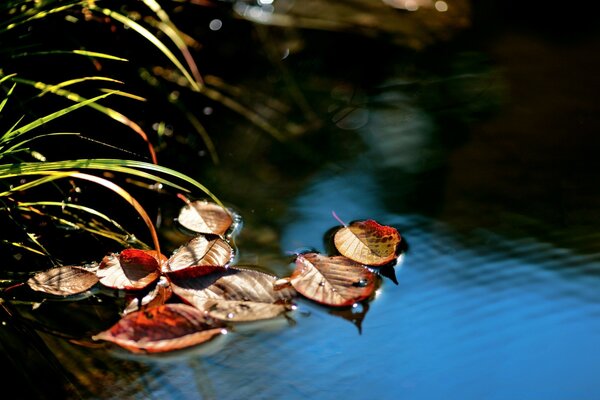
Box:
19, 200, 403, 354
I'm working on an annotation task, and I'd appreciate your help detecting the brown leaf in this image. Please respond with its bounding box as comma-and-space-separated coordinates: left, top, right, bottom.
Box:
177, 200, 233, 236
97, 249, 161, 290
164, 235, 234, 278
334, 220, 401, 266
27, 266, 99, 296
290, 253, 377, 307
171, 267, 296, 322
92, 303, 226, 353
123, 276, 173, 315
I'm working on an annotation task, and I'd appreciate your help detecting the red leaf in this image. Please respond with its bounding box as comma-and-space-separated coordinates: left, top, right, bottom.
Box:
171, 267, 296, 322
97, 249, 161, 290
290, 253, 377, 307
164, 235, 234, 278
334, 220, 401, 266
27, 266, 98, 296
177, 200, 233, 236
92, 303, 226, 353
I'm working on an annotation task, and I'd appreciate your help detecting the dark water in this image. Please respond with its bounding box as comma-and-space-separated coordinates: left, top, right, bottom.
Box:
3, 1, 600, 399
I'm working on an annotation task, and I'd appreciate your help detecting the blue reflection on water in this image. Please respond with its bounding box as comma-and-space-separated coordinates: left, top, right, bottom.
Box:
138, 162, 600, 400
275, 163, 600, 400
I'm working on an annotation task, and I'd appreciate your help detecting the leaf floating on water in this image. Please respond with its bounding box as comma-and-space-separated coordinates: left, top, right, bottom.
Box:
123, 276, 173, 315
290, 253, 377, 307
165, 235, 234, 278
177, 200, 233, 236
97, 249, 161, 290
170, 267, 297, 322
27, 266, 99, 296
92, 303, 226, 353
334, 220, 401, 266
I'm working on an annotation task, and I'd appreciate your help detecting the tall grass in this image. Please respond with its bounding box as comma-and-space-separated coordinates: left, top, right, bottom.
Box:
0, 0, 222, 273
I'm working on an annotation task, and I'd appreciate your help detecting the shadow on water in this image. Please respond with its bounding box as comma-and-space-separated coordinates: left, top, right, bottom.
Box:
2, 0, 600, 399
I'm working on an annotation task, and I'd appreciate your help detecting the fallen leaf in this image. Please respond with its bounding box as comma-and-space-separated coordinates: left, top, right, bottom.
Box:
290, 253, 377, 307
97, 249, 161, 290
123, 276, 173, 315
92, 303, 226, 353
164, 235, 234, 278
27, 266, 99, 296
170, 267, 296, 322
334, 220, 401, 266
177, 200, 233, 236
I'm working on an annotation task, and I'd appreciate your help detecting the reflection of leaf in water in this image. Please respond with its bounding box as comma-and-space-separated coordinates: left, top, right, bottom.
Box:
378, 263, 399, 285
329, 302, 370, 335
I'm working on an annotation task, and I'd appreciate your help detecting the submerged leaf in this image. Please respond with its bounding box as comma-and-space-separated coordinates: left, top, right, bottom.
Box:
92, 303, 226, 353
27, 266, 98, 296
171, 267, 296, 322
165, 235, 234, 278
123, 276, 173, 315
334, 220, 401, 266
291, 253, 377, 307
97, 249, 161, 290
177, 200, 233, 236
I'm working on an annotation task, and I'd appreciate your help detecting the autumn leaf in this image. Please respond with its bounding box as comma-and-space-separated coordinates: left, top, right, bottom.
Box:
334, 219, 401, 266
177, 200, 234, 236
123, 276, 173, 315
97, 249, 161, 290
27, 266, 99, 296
92, 303, 226, 353
170, 267, 297, 322
290, 253, 377, 307
164, 234, 234, 278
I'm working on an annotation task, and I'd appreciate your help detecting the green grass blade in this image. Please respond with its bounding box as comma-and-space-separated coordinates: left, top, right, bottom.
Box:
71, 50, 128, 61
11, 77, 156, 163
0, 158, 222, 205
90, 5, 201, 92
0, 83, 16, 114
0, 91, 117, 144
10, 50, 129, 62
0, 173, 74, 197
38, 77, 124, 97
0, 73, 17, 85
2, 2, 79, 32
14, 202, 150, 249
1, 132, 80, 158
0, 239, 46, 256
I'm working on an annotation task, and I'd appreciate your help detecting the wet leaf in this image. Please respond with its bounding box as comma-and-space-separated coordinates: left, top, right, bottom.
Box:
123, 276, 173, 315
97, 249, 161, 290
177, 200, 233, 236
334, 220, 401, 266
290, 253, 377, 307
92, 303, 226, 353
164, 235, 234, 278
170, 267, 296, 322
27, 266, 99, 296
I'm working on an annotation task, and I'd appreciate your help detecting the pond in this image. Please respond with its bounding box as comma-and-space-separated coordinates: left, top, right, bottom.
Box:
2, 1, 600, 399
